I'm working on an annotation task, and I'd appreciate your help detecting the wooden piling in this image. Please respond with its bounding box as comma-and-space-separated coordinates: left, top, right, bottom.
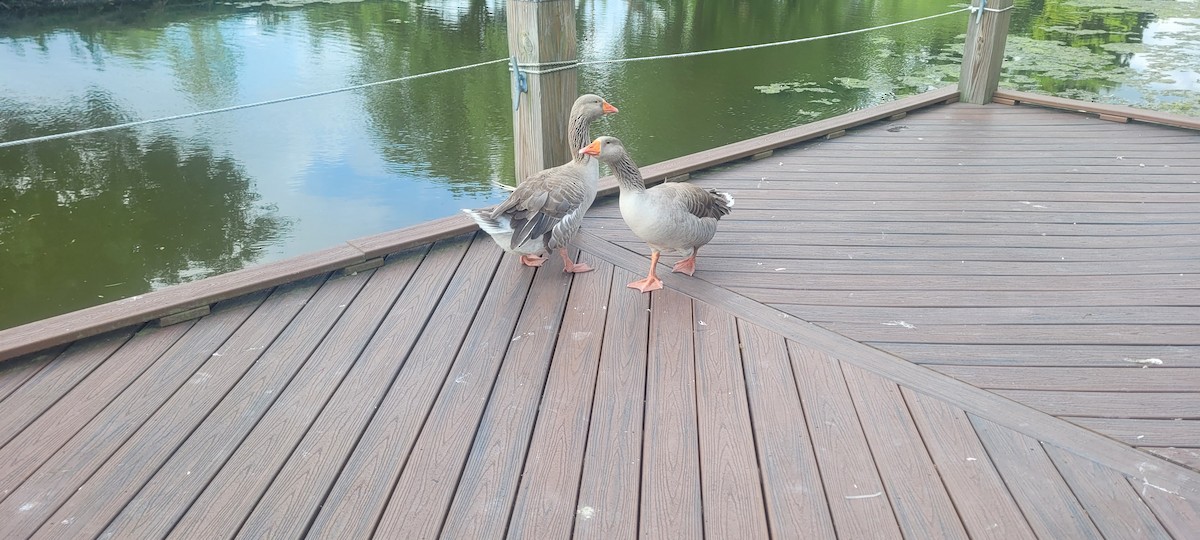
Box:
959, 0, 1014, 104
507, 0, 578, 183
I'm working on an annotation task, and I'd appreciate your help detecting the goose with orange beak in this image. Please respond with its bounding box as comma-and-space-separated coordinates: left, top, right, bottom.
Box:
581, 136, 733, 292
463, 94, 618, 271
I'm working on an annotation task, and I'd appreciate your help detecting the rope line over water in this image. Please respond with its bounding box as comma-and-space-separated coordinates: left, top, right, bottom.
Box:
518, 6, 973, 74
0, 58, 509, 149
0, 7, 974, 149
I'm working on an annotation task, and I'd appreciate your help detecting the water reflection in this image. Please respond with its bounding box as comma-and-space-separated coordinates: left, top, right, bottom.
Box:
0, 0, 1195, 329
0, 92, 289, 327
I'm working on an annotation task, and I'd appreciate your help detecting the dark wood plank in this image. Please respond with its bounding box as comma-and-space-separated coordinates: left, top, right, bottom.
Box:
572, 265, 650, 540
1044, 445, 1171, 539
1144, 447, 1200, 471
1126, 475, 1200, 538
503, 259, 613, 540
233, 237, 470, 538
434, 253, 577, 539
166, 247, 428, 539
736, 320, 835, 539
900, 388, 1036, 540
593, 256, 1192, 277
969, 415, 1102, 539
931, 366, 1200, 392
1068, 418, 1200, 448
596, 229, 1200, 250
690, 301, 768, 540
636, 288, 703, 540
733, 289, 1195, 309
819, 323, 1199, 346
878, 343, 1200, 368
994, 89, 1200, 130
0, 322, 191, 504
299, 235, 501, 539
93, 270, 371, 539
316, 247, 531, 539
33, 275, 326, 538
779, 305, 1200, 326
715, 188, 1200, 203
618, 242, 1200, 264
665, 197, 1200, 214
840, 362, 968, 539
0, 285, 274, 535
789, 342, 900, 539
0, 348, 60, 403
0, 244, 365, 363
992, 390, 1200, 419
576, 232, 1200, 501
0, 327, 135, 447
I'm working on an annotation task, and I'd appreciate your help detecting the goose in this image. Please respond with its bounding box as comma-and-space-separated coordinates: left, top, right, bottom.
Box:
580, 136, 733, 293
463, 94, 618, 272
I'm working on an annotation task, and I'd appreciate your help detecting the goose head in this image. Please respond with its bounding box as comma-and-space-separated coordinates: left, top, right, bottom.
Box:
579, 135, 626, 164
572, 94, 619, 122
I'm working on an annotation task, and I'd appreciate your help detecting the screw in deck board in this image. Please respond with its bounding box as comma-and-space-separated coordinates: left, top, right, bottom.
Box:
959, 0, 1015, 104
158, 305, 211, 327
507, 0, 578, 184
750, 150, 774, 161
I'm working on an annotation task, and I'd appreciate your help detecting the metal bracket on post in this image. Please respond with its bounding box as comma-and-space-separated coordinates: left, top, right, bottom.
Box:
975, 0, 987, 24
510, 56, 528, 111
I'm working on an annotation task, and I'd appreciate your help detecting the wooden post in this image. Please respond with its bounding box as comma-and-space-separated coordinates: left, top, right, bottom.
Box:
507, 0, 578, 183
959, 0, 1014, 104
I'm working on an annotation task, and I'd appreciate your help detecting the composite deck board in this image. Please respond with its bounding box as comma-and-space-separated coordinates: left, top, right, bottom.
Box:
166, 248, 428, 538
342, 250, 536, 539
901, 388, 1037, 539
234, 238, 470, 538
435, 248, 579, 539
735, 320, 836, 539
302, 235, 502, 539
490, 256, 612, 540
99, 271, 371, 537
0, 322, 189, 494
0, 328, 134, 447
0, 290, 268, 534
789, 343, 901, 539
691, 302, 770, 540
2, 99, 1200, 538
969, 416, 1103, 539
0, 347, 61, 403
840, 362, 967, 539
40, 272, 354, 538
572, 265, 650, 540
636, 288, 703, 540
1045, 445, 1172, 539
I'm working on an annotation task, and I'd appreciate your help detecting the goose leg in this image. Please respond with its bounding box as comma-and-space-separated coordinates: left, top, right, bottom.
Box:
671, 248, 699, 276
519, 254, 547, 267
559, 248, 593, 273
627, 251, 663, 293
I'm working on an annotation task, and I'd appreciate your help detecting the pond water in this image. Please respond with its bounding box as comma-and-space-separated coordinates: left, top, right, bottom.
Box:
1, 0, 1197, 329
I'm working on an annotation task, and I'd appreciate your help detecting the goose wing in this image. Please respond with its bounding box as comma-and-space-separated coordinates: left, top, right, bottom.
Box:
491, 163, 589, 250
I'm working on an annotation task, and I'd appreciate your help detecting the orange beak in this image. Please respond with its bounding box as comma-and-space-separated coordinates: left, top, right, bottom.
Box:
602, 100, 618, 114
579, 139, 602, 156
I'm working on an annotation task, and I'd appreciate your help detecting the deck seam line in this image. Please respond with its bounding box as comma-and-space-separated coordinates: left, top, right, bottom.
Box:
574, 231, 1200, 498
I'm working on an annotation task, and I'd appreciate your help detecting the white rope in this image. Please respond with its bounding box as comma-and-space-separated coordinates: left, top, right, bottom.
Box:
970, 5, 1015, 14
0, 57, 509, 149
519, 7, 973, 75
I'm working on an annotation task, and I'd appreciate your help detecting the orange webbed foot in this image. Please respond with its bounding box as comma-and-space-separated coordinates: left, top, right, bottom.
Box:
627, 276, 663, 293
671, 255, 697, 276
519, 254, 547, 267
563, 262, 593, 273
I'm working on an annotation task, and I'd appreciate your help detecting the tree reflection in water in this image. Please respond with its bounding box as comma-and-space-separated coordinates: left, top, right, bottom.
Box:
0, 91, 289, 329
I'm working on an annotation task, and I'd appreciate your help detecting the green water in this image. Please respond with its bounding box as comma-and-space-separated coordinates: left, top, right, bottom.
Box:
0, 0, 1196, 330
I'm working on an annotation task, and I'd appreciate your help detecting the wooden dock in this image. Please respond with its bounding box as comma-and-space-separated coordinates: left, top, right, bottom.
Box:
1, 88, 1198, 539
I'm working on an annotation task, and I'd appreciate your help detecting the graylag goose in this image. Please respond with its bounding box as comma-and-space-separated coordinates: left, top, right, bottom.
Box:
581, 136, 733, 292
463, 94, 618, 272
